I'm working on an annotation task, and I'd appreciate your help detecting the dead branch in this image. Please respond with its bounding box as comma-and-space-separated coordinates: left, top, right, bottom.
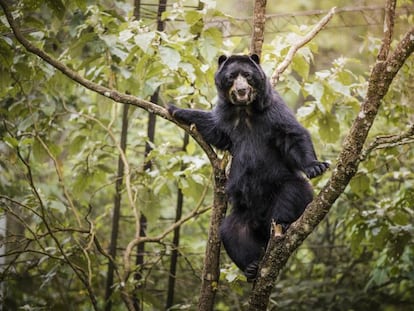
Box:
271, 7, 336, 87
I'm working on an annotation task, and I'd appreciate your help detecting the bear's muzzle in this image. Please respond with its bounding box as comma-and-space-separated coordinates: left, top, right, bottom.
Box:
229, 75, 256, 105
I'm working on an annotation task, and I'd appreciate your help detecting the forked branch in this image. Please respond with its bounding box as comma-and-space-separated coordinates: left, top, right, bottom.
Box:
271, 7, 336, 87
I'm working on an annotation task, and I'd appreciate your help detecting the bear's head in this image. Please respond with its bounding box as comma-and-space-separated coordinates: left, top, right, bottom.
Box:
214, 54, 268, 110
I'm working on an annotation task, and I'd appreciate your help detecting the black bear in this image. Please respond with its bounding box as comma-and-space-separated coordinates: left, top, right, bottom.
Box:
168, 54, 329, 281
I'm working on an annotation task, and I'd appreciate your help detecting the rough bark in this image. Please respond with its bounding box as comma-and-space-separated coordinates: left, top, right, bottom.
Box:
250, 0, 267, 56
197, 161, 228, 311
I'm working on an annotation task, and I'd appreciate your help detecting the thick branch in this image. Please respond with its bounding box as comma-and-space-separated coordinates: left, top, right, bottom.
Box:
377, 0, 396, 61
271, 7, 336, 87
248, 24, 414, 311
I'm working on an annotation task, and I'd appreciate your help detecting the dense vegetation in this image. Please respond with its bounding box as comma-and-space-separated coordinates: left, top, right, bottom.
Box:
0, 0, 413, 310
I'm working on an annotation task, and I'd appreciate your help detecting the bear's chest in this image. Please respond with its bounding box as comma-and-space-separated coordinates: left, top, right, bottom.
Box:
229, 122, 277, 165
228, 114, 273, 147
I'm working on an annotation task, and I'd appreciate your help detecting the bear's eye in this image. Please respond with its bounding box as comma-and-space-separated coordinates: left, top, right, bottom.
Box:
242, 72, 253, 81
228, 73, 237, 80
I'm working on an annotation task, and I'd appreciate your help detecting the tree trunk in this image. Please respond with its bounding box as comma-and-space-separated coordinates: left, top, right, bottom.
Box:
105, 103, 129, 311
166, 133, 189, 309
133, 1, 168, 308
250, 0, 267, 56
197, 160, 228, 311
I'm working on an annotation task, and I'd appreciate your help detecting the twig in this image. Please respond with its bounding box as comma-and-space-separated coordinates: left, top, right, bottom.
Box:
35, 135, 83, 227
122, 179, 212, 282
360, 124, 414, 161
13, 143, 100, 310
64, 106, 138, 234
271, 7, 336, 87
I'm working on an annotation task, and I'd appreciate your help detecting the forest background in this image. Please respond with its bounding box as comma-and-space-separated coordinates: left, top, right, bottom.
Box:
0, 0, 413, 310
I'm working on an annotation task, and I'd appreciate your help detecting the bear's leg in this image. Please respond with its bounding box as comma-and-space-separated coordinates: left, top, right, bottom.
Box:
220, 212, 266, 281
271, 178, 313, 229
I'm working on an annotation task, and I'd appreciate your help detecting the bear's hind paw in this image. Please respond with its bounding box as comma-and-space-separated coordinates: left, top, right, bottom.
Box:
244, 261, 259, 282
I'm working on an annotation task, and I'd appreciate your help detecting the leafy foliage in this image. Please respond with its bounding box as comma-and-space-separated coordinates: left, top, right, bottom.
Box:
0, 1, 413, 310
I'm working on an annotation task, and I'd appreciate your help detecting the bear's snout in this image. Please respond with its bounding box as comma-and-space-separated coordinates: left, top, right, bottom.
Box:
229, 75, 255, 105
237, 88, 247, 96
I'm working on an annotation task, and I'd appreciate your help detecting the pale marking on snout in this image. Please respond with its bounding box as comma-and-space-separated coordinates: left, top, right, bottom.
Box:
229, 74, 256, 105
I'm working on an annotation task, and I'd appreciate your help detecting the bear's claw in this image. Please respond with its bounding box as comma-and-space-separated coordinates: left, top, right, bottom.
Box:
304, 161, 330, 179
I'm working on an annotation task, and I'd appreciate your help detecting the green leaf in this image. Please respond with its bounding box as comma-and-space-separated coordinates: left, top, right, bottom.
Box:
4, 136, 19, 148
391, 210, 410, 226
318, 114, 340, 143
119, 29, 134, 43
18, 112, 38, 132
48, 200, 67, 214
186, 139, 197, 155
110, 46, 128, 61
285, 75, 301, 95
296, 103, 316, 121
350, 173, 371, 198
366, 265, 389, 290
330, 80, 351, 97
199, 27, 222, 62
46, 0, 66, 19
292, 54, 310, 80
304, 82, 325, 113
134, 32, 156, 53
184, 11, 203, 25
159, 46, 181, 71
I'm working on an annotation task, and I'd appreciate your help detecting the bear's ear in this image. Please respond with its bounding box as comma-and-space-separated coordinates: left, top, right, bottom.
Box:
250, 54, 260, 64
218, 55, 228, 66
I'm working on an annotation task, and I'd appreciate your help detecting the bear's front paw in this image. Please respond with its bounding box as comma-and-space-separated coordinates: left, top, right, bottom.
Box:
168, 104, 189, 124
167, 104, 179, 117
304, 161, 330, 179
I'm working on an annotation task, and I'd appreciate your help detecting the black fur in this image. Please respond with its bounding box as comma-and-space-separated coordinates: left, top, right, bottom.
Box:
168, 54, 329, 281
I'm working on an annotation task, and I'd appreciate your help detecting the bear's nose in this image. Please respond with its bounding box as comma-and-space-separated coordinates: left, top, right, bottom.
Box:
237, 88, 247, 96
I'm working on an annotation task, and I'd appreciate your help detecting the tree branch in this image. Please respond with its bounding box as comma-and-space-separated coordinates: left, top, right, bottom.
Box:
377, 0, 396, 61
250, 0, 267, 56
271, 7, 336, 87
13, 144, 100, 310
360, 124, 414, 161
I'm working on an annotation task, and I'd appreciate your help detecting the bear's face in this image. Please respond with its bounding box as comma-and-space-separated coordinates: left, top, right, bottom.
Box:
215, 54, 266, 107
